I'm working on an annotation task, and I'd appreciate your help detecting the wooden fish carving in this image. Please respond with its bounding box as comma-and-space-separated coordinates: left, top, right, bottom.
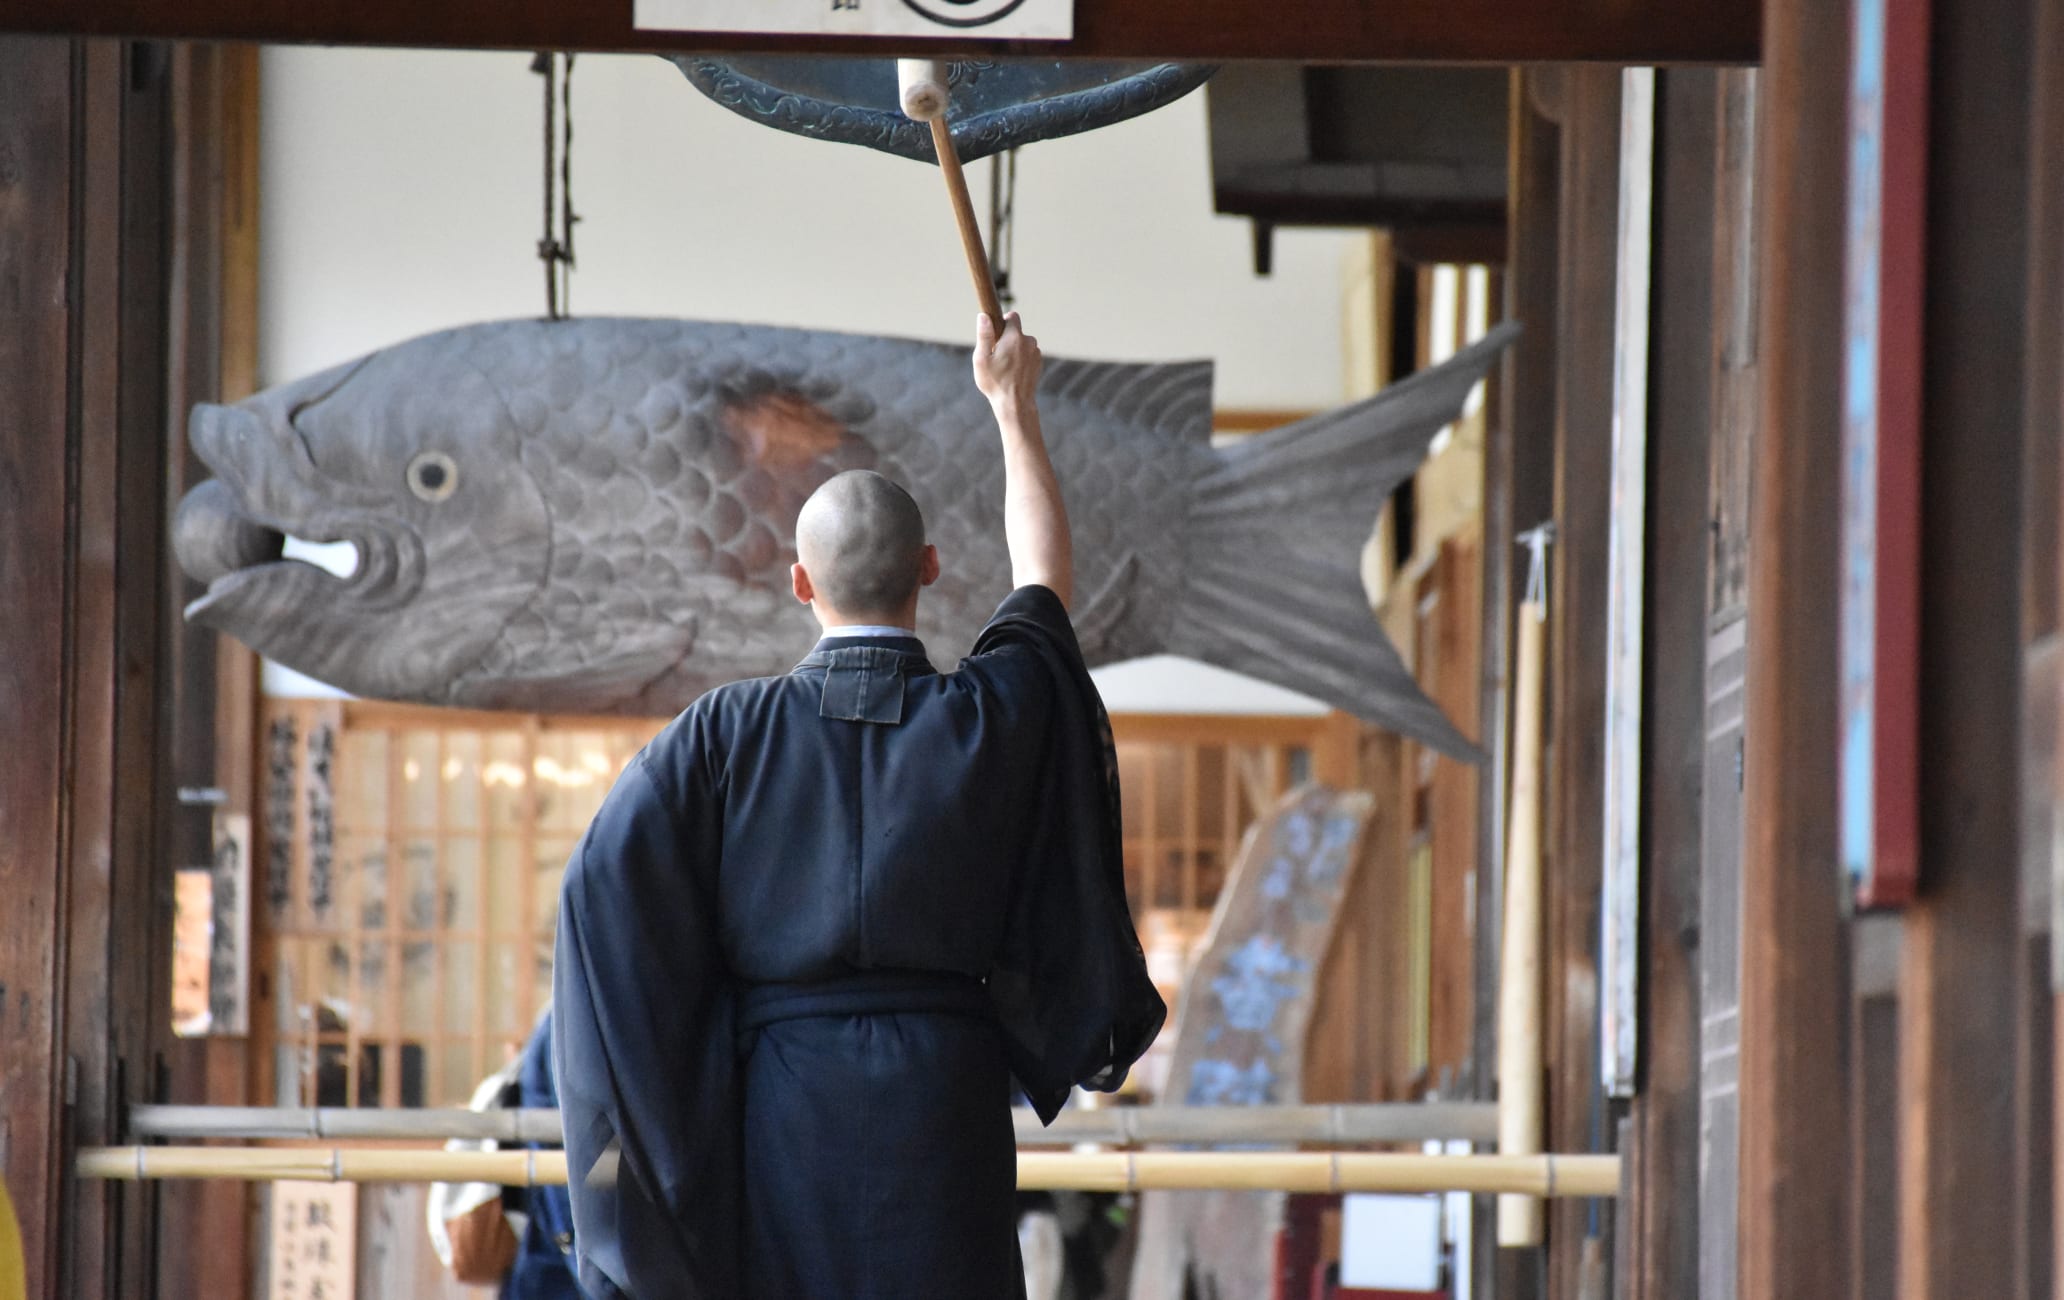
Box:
173, 318, 1516, 759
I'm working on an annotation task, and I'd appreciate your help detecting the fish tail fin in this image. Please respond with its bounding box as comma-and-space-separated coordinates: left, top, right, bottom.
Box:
1167, 322, 1520, 762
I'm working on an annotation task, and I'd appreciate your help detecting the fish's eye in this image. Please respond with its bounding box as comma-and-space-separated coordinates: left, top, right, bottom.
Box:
406, 452, 458, 503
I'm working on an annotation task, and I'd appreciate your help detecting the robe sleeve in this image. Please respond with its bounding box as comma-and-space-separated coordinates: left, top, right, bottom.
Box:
552, 709, 741, 1299
970, 585, 1169, 1123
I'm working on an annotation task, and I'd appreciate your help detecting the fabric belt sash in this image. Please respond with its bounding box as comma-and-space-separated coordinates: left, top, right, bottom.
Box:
736, 970, 991, 1034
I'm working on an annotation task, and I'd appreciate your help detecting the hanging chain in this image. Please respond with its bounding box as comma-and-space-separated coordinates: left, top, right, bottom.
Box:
985, 146, 1019, 311
532, 51, 579, 320
562, 53, 578, 304
535, 50, 557, 318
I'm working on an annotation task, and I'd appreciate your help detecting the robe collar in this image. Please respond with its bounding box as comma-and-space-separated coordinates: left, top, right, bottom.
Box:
804, 632, 929, 657
794, 635, 933, 725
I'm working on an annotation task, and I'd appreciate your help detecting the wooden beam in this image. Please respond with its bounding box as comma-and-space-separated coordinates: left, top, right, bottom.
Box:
1506, 68, 1562, 552
2026, 0, 2064, 1294
1211, 408, 1316, 435
2026, 0, 2064, 658
157, 41, 263, 1300
2014, 939, 2053, 1300
1850, 962, 1901, 1300
156, 1034, 252, 1300
1364, 728, 1414, 1101
1472, 257, 1512, 1110
1544, 64, 1620, 1300
1619, 65, 1720, 1300
1705, 70, 1758, 630
0, 35, 183, 1300
1692, 74, 1757, 1299
65, 41, 131, 1296
2058, 998, 2064, 1300
1427, 537, 1483, 1081
0, 0, 1759, 64
1896, 0, 2036, 1288
1476, 68, 1561, 1300
0, 38, 84, 1294
166, 36, 228, 884
72, 36, 183, 1298
1737, 0, 1856, 1293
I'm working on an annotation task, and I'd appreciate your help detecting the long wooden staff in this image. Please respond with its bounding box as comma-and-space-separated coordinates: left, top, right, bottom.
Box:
1498, 525, 1553, 1247
897, 59, 1006, 325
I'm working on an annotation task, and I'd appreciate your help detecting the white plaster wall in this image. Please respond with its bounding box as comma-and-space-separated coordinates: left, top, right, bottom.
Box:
256, 47, 1345, 713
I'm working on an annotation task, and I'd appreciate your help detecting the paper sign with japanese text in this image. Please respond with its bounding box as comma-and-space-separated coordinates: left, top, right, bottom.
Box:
268, 1182, 356, 1300
634, 0, 1071, 41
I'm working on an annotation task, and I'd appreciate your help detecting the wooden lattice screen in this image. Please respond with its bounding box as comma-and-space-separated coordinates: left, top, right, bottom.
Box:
254, 702, 664, 1108
253, 701, 1344, 1108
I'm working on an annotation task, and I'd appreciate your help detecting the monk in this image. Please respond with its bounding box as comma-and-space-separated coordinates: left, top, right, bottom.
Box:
552, 312, 1166, 1299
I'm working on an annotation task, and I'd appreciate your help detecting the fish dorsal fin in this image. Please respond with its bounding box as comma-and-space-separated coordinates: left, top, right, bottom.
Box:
1038, 358, 1214, 443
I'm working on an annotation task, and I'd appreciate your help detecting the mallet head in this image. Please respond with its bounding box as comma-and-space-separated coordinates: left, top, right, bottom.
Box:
896, 59, 951, 122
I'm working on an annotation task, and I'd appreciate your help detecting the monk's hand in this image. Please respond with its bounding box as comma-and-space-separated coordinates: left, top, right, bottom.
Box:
973, 312, 1042, 415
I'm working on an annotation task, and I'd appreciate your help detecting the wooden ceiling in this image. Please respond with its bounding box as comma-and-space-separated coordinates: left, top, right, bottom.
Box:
0, 0, 1758, 64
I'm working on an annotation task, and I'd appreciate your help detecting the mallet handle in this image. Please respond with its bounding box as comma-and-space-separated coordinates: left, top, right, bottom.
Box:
930, 117, 1006, 327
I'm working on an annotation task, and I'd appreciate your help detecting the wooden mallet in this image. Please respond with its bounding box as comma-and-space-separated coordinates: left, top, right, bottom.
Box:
897, 59, 1006, 327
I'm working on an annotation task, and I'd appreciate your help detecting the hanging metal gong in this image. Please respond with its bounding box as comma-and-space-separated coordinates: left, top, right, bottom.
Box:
669, 57, 1216, 164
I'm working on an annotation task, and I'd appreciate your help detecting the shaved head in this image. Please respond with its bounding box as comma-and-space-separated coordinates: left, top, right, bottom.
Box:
794, 471, 928, 621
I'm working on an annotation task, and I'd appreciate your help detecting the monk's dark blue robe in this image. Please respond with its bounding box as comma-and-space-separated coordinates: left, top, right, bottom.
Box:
552, 585, 1165, 1300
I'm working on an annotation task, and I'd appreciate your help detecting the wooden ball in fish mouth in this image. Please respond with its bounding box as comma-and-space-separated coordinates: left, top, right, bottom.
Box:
174, 478, 283, 585
896, 59, 950, 123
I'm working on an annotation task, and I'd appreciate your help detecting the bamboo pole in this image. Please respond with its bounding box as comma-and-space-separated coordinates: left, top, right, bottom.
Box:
75, 1146, 566, 1186
1053, 1101, 1500, 1146
125, 1101, 1500, 1146
1026, 1152, 1620, 1197
1497, 529, 1552, 1246
77, 1147, 1618, 1196
128, 1105, 564, 1143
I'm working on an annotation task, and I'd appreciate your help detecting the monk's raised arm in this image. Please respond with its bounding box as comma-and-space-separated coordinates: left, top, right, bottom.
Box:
973, 311, 1073, 609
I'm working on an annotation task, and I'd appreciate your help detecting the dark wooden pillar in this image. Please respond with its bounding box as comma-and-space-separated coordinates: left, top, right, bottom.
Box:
0, 40, 79, 1291
1695, 67, 1758, 1300
154, 42, 261, 1300
1544, 64, 1619, 1300
1507, 75, 1560, 550
1738, 0, 1855, 1292
2029, 0, 2064, 668
0, 35, 182, 1300
2019, 1, 2063, 1297
1477, 67, 1562, 1300
1896, 0, 2037, 1288
1618, 66, 1719, 1300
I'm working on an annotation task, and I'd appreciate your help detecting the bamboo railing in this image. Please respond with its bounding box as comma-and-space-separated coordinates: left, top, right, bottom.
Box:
75, 1147, 1619, 1197
125, 1101, 1499, 1147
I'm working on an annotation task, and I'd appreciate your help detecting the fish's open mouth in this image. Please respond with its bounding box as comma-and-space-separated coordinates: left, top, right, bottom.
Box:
280, 536, 362, 580
174, 477, 405, 620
